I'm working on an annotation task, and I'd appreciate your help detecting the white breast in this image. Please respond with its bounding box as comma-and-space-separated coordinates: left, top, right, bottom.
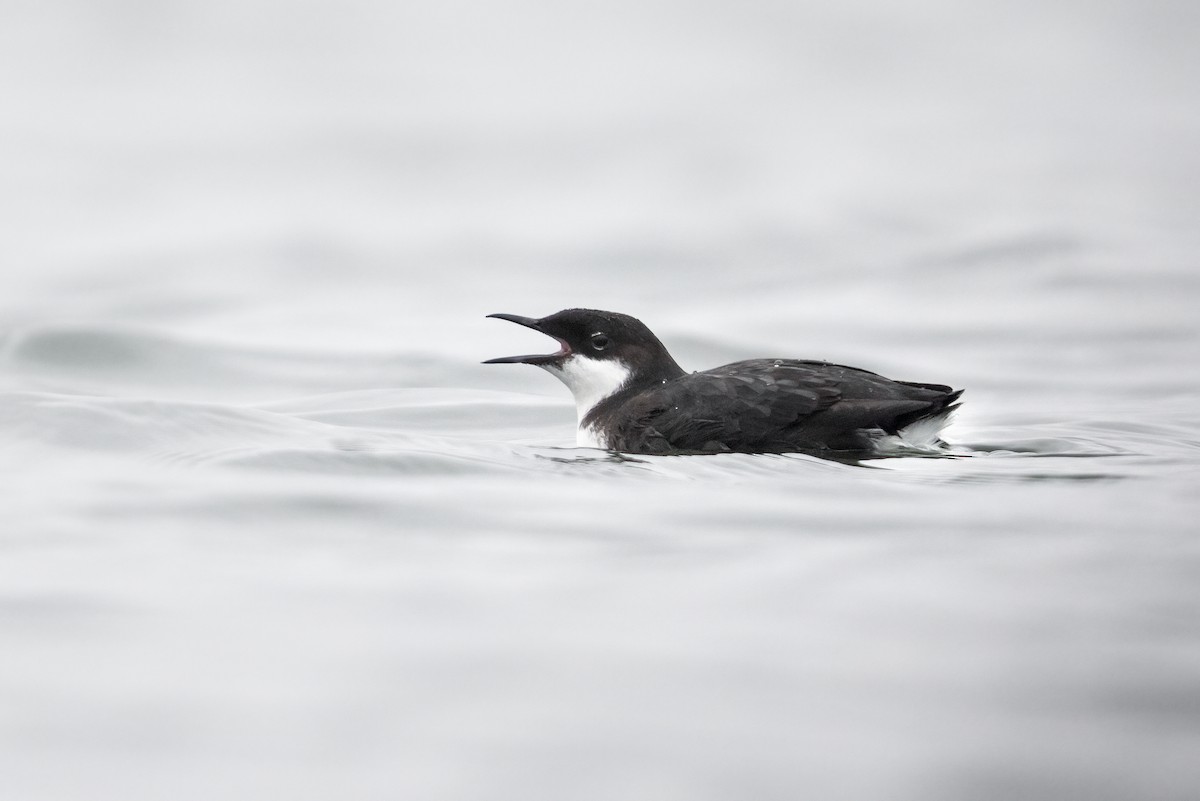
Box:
575, 423, 609, 449
540, 354, 630, 448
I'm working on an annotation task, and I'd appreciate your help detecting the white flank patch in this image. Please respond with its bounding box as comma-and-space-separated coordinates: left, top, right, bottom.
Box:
540, 354, 631, 448
872, 409, 957, 453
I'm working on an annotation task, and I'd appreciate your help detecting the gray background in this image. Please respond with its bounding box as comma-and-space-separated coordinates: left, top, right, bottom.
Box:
3, 2, 1199, 800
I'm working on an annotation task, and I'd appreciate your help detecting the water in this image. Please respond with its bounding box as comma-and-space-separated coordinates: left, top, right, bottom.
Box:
3, 2, 1200, 799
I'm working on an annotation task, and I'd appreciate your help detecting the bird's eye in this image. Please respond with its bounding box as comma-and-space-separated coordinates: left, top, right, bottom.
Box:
590, 333, 611, 351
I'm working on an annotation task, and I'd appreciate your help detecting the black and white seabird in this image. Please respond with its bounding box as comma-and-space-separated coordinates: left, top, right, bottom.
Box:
484, 308, 962, 455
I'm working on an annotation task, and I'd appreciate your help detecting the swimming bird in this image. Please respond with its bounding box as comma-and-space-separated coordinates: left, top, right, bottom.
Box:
484, 308, 962, 455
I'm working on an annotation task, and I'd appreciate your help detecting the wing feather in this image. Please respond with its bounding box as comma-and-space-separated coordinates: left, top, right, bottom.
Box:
603, 359, 954, 454
608, 361, 842, 453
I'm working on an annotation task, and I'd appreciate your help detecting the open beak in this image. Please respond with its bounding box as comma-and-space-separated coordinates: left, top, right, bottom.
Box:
483, 313, 570, 365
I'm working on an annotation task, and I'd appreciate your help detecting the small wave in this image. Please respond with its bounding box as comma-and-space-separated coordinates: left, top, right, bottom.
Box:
0, 391, 378, 458
220, 447, 517, 476
256, 388, 572, 433
955, 415, 1200, 460
0, 389, 555, 479
2, 324, 450, 402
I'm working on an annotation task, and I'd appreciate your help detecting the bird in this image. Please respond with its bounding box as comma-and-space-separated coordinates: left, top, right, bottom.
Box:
484, 308, 962, 455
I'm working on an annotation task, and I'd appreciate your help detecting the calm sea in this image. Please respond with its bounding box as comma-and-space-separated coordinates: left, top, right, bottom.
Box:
2, 2, 1199, 799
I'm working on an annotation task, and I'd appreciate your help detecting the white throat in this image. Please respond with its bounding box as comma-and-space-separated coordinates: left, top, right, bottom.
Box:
541, 354, 631, 447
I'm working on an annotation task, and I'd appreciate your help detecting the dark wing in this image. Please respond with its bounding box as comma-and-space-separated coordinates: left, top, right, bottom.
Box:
607, 359, 958, 454
605, 360, 841, 453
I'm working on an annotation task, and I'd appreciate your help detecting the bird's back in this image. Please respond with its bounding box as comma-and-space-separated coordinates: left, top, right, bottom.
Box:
590, 358, 963, 454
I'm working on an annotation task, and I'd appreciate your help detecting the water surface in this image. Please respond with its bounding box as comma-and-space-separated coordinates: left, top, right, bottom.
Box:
3, 1, 1200, 800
